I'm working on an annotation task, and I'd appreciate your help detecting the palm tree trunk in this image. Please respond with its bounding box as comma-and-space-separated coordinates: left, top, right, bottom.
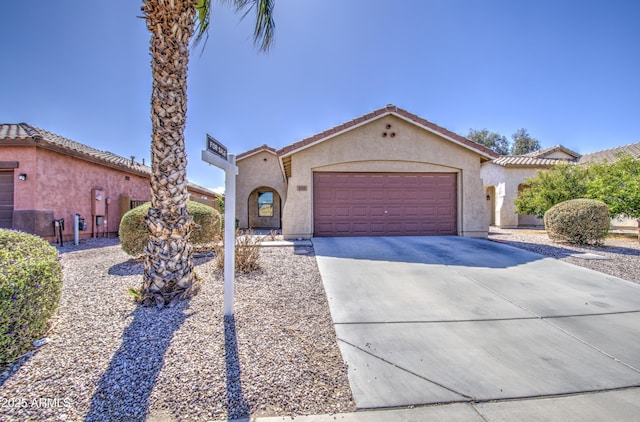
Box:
141, 0, 197, 308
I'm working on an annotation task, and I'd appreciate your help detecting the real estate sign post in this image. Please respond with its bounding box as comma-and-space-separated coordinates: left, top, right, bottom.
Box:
202, 135, 238, 316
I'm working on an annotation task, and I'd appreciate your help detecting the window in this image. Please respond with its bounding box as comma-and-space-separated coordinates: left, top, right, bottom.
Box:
258, 191, 274, 217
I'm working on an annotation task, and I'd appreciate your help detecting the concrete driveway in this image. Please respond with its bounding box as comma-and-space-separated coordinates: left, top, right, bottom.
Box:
312, 236, 640, 409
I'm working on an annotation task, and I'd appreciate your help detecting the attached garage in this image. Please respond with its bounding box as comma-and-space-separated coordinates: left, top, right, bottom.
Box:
313, 172, 456, 236
236, 105, 498, 239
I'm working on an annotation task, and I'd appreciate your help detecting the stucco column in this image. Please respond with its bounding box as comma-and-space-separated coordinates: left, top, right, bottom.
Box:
461, 172, 490, 237
499, 182, 520, 227
281, 176, 311, 239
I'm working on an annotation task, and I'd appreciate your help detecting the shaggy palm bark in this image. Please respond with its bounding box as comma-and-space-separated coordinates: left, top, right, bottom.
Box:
141, 0, 197, 308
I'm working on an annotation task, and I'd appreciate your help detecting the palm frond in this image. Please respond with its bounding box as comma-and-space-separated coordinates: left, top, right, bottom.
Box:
193, 0, 212, 49
223, 0, 276, 52
193, 0, 275, 53
248, 0, 276, 52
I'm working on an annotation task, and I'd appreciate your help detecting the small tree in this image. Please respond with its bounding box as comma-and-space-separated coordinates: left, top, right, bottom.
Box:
511, 128, 541, 155
586, 154, 640, 226
468, 129, 511, 155
515, 163, 590, 217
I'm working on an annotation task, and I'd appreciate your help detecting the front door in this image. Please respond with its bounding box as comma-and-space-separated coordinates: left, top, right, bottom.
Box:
0, 171, 14, 228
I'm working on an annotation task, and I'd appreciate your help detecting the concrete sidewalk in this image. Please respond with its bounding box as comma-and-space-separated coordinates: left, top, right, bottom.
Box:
310, 236, 640, 417
234, 387, 640, 421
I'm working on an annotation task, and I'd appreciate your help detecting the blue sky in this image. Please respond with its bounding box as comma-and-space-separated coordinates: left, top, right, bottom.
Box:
1, 0, 638, 192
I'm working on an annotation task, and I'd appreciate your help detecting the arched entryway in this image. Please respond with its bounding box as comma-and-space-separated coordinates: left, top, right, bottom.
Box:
248, 187, 281, 229
485, 186, 496, 226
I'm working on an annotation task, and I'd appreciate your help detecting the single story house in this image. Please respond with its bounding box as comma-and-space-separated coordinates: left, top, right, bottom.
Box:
236, 104, 499, 239
235, 105, 638, 239
0, 123, 218, 241
481, 142, 640, 229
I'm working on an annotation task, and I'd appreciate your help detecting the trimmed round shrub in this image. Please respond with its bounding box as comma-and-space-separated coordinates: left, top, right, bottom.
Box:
0, 229, 63, 367
544, 198, 610, 245
119, 201, 222, 256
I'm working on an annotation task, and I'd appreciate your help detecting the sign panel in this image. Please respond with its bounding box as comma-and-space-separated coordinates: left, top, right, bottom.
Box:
207, 134, 228, 160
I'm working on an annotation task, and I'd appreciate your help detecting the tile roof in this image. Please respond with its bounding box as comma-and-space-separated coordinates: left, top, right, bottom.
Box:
236, 144, 278, 161
578, 142, 640, 164
492, 142, 640, 168
0, 123, 218, 196
276, 104, 499, 159
491, 156, 569, 168
1, 123, 151, 174
524, 144, 581, 159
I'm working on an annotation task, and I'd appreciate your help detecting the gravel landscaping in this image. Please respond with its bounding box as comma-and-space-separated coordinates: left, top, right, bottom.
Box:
2, 229, 639, 421
489, 227, 640, 284
0, 240, 355, 421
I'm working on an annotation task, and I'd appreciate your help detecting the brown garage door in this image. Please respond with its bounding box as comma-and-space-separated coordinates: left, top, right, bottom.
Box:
0, 171, 14, 228
313, 172, 457, 237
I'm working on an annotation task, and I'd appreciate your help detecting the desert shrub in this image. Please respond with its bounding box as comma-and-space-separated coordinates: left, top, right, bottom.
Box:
0, 229, 63, 367
119, 201, 222, 256
544, 198, 610, 245
214, 229, 263, 273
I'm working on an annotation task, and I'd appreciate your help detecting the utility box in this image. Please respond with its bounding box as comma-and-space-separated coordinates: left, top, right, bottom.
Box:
78, 216, 87, 231
92, 189, 105, 216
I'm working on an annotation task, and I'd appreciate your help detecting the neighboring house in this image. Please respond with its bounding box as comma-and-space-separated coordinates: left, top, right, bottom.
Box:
0, 123, 218, 241
236, 104, 498, 239
480, 142, 640, 229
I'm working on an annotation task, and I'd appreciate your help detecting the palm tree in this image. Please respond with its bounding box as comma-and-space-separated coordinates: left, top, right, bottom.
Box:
140, 0, 275, 308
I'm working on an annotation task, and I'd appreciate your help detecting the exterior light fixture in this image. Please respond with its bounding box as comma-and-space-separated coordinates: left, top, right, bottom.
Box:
18, 173, 27, 181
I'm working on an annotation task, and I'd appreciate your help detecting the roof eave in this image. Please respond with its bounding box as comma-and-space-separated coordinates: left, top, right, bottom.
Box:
390, 112, 498, 160
236, 147, 278, 161
5, 138, 153, 178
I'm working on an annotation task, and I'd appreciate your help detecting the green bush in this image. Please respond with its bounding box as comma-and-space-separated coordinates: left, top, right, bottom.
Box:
544, 198, 610, 245
119, 201, 222, 256
0, 229, 63, 367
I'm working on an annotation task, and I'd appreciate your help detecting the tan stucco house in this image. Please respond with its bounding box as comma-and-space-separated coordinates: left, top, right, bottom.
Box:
236, 105, 498, 239
481, 143, 640, 229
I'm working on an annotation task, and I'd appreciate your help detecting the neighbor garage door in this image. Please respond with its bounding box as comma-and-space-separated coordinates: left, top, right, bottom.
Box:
0, 171, 14, 228
313, 172, 457, 237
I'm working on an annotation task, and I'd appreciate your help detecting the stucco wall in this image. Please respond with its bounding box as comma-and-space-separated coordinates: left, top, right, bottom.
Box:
480, 163, 541, 227
545, 151, 576, 160
281, 115, 488, 239
612, 216, 638, 230
236, 150, 286, 229
3, 146, 37, 209
36, 148, 151, 238
5, 146, 151, 239
4, 145, 221, 240
480, 162, 506, 226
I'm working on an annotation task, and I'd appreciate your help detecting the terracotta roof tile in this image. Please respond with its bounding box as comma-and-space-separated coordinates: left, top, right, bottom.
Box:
0, 123, 217, 196
236, 144, 278, 160
0, 123, 36, 139
492, 156, 570, 167
578, 142, 640, 164
524, 144, 581, 159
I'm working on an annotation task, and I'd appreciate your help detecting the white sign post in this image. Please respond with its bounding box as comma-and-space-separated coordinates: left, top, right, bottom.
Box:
202, 135, 238, 316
